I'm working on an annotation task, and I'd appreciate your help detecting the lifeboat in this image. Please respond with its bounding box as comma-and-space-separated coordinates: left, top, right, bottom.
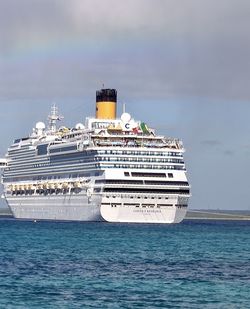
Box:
62, 182, 68, 189
74, 182, 81, 188
48, 183, 55, 189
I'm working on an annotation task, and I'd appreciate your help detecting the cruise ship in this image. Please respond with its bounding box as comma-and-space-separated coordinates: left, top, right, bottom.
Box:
1, 89, 190, 223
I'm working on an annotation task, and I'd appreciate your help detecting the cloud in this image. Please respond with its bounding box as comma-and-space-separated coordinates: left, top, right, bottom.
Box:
1, 0, 249, 49
223, 150, 234, 156
200, 140, 222, 147
0, 0, 250, 101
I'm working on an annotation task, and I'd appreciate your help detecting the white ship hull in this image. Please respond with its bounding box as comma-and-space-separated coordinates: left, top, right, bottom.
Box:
5, 192, 188, 223
6, 193, 103, 221
100, 204, 187, 224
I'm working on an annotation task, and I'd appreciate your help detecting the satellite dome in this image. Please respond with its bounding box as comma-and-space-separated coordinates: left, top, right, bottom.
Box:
35, 122, 46, 130
121, 112, 131, 123
75, 123, 85, 130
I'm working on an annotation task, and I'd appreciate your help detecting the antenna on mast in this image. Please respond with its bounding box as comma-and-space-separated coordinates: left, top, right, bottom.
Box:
48, 103, 64, 133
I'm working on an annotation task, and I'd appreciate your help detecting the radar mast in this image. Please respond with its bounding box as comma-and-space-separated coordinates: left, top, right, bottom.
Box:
48, 104, 63, 133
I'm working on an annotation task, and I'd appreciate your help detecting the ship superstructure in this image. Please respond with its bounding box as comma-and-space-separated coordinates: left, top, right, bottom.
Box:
1, 89, 190, 223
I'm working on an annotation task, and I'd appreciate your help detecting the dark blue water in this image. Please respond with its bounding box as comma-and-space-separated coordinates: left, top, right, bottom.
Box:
0, 219, 249, 308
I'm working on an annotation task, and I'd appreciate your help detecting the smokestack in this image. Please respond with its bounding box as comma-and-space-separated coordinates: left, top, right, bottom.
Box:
96, 89, 117, 119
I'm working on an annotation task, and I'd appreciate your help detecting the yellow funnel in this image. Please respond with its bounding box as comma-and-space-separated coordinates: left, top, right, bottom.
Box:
96, 89, 117, 119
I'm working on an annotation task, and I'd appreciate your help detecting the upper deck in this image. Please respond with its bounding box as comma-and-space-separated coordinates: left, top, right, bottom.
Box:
5, 88, 185, 159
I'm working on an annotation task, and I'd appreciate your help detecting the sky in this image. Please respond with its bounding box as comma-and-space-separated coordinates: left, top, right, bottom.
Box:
0, 0, 250, 210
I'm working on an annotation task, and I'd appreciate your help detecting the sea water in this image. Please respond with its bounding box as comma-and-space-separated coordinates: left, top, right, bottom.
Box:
0, 219, 249, 308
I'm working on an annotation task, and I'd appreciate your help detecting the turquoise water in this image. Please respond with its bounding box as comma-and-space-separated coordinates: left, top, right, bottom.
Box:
0, 219, 249, 308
